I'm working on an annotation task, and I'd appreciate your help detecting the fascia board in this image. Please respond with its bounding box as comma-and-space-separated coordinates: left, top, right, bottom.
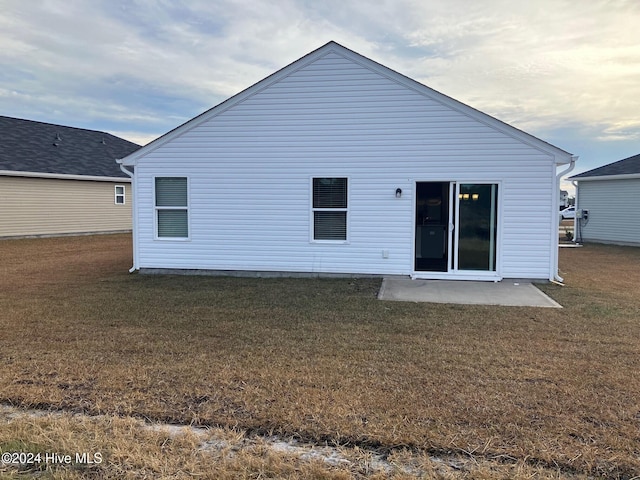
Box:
334, 45, 573, 163
119, 44, 337, 166
572, 173, 640, 182
120, 41, 573, 166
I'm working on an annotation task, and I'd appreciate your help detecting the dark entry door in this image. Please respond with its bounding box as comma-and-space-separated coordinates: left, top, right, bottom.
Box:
415, 182, 450, 272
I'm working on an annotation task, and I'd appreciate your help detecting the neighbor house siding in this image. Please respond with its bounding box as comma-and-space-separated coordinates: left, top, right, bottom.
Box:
577, 178, 640, 246
129, 51, 560, 279
0, 176, 131, 237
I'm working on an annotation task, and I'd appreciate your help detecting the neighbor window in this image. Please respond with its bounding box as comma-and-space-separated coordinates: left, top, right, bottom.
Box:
115, 185, 125, 205
155, 177, 188, 238
312, 177, 348, 241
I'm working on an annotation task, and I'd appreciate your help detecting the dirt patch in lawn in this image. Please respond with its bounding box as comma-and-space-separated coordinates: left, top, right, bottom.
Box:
0, 405, 594, 479
1, 235, 639, 478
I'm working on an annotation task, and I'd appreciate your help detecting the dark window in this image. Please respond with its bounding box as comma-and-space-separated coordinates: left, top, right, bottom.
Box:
312, 178, 347, 241
155, 177, 188, 238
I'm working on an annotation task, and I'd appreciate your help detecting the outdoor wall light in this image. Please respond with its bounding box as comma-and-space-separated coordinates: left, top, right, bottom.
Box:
395, 188, 402, 198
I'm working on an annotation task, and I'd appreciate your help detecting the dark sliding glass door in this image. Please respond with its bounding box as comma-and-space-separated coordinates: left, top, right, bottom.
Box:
415, 182, 499, 273
457, 184, 498, 271
415, 182, 450, 272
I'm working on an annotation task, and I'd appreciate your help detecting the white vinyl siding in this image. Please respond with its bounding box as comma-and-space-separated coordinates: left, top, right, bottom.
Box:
154, 177, 188, 239
127, 47, 569, 279
577, 178, 640, 246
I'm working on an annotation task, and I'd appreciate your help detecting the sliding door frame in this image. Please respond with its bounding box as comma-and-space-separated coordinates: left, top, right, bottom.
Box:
412, 180, 503, 281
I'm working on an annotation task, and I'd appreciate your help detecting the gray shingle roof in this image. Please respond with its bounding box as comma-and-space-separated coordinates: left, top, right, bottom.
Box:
0, 116, 140, 178
570, 153, 640, 179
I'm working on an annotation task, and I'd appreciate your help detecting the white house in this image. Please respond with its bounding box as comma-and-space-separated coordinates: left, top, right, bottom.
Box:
569, 153, 640, 246
118, 41, 576, 281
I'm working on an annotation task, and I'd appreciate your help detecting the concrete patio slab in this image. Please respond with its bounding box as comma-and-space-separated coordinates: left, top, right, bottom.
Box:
378, 278, 562, 308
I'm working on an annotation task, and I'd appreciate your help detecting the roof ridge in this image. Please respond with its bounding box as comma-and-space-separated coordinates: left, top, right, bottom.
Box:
0, 115, 141, 178
0, 115, 139, 145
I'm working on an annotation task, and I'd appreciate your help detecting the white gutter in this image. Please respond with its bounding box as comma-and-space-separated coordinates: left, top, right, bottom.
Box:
572, 180, 580, 244
117, 160, 138, 273
553, 155, 577, 283
0, 170, 130, 182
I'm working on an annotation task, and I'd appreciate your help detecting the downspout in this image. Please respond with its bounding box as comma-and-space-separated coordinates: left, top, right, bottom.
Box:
553, 155, 577, 283
117, 160, 138, 273
572, 180, 580, 244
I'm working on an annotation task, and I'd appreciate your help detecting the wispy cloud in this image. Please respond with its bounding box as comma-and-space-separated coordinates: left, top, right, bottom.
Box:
0, 0, 638, 170
384, 1, 640, 138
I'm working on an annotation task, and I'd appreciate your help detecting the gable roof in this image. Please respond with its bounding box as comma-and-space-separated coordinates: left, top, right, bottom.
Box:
0, 116, 141, 179
570, 153, 640, 181
120, 41, 573, 166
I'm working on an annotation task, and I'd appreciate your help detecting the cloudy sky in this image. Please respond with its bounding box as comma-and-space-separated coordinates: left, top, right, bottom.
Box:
1, 0, 638, 186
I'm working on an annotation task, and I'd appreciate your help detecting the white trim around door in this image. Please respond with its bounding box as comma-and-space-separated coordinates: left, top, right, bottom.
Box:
412, 180, 502, 281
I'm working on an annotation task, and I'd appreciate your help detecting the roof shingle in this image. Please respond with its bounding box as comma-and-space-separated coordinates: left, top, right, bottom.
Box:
0, 116, 140, 178
570, 153, 640, 179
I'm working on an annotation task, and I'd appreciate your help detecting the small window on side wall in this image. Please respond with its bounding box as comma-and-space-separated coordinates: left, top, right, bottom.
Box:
312, 177, 348, 241
155, 177, 188, 239
115, 185, 125, 205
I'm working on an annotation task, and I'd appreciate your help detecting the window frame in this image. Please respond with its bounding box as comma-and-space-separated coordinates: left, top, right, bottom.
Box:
114, 185, 126, 205
310, 176, 349, 243
153, 176, 190, 241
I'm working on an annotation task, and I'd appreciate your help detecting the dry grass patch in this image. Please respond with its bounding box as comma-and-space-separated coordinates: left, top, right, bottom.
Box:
0, 406, 590, 479
1, 235, 639, 478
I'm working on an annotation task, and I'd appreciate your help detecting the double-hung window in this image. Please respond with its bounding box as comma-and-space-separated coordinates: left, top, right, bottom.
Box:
155, 177, 188, 239
312, 177, 348, 241
114, 185, 125, 205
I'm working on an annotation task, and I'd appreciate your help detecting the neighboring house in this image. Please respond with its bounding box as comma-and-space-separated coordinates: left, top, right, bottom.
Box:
560, 190, 569, 209
0, 116, 140, 238
118, 41, 576, 281
569, 153, 640, 246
